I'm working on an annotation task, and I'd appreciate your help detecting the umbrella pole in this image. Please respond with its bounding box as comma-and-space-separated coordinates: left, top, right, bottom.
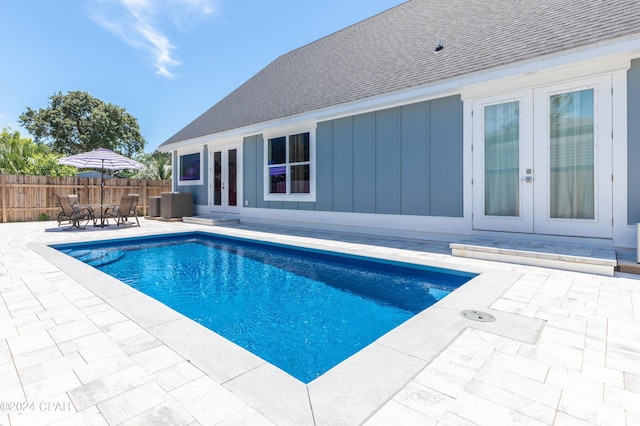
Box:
100, 161, 105, 227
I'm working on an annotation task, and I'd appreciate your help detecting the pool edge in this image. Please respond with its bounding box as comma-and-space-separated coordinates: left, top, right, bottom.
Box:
30, 228, 544, 425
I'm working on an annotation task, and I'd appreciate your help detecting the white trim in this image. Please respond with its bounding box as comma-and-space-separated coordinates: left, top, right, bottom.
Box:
209, 142, 243, 214
612, 69, 633, 247
471, 91, 534, 233
469, 75, 615, 239
176, 148, 204, 186
263, 128, 316, 202
461, 57, 631, 100
262, 122, 318, 141
462, 99, 474, 235
240, 208, 471, 242
532, 76, 613, 238
239, 206, 621, 248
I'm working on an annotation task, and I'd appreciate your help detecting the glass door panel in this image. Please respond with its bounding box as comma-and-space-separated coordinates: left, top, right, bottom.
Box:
211, 144, 241, 213
549, 89, 594, 219
533, 76, 612, 238
472, 91, 533, 233
484, 101, 520, 217
228, 149, 237, 207
213, 151, 222, 206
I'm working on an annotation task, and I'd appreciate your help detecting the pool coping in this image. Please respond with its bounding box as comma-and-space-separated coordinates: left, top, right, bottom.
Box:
31, 227, 546, 425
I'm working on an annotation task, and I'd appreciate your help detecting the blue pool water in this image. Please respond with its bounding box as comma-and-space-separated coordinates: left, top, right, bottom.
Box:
53, 232, 475, 383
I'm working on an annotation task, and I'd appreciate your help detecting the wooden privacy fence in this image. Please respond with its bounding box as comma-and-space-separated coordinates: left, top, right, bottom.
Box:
0, 174, 172, 223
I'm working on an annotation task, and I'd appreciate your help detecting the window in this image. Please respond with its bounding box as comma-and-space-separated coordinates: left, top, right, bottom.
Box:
264, 130, 315, 201
178, 151, 203, 186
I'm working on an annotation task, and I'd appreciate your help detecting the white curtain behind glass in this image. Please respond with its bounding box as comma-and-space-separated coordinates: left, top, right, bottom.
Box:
484, 102, 520, 217
549, 90, 594, 220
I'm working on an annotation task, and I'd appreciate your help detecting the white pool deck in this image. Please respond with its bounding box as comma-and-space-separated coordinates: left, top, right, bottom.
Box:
1, 219, 639, 425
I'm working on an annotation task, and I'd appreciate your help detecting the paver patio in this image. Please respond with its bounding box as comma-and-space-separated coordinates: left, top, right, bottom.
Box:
0, 219, 639, 425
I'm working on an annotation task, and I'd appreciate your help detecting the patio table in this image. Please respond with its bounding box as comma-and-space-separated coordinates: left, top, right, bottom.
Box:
80, 203, 118, 227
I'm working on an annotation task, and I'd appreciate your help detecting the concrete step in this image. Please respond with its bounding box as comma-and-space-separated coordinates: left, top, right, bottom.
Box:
450, 238, 617, 276
182, 215, 240, 226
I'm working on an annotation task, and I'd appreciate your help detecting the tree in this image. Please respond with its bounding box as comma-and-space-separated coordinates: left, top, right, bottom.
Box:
0, 127, 76, 176
19, 91, 146, 157
23, 152, 78, 177
125, 150, 172, 180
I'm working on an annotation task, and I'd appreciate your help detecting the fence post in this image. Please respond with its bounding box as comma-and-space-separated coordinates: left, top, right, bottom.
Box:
1, 175, 6, 223
142, 180, 147, 216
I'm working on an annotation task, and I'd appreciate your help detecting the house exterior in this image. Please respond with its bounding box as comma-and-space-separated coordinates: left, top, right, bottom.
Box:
159, 0, 640, 248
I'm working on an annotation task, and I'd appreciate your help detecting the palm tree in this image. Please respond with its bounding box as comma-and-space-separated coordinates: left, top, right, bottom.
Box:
0, 127, 39, 173
0, 127, 77, 176
125, 151, 172, 180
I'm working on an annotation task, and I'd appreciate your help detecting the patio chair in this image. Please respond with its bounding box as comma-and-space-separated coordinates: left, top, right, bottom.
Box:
127, 193, 141, 226
104, 195, 139, 227
54, 194, 94, 229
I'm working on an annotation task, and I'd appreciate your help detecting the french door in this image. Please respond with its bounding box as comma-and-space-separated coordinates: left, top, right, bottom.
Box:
210, 144, 240, 213
472, 90, 534, 233
472, 76, 612, 238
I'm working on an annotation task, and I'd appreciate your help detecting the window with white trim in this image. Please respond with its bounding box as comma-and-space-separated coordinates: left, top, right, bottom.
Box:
264, 129, 315, 201
177, 150, 203, 186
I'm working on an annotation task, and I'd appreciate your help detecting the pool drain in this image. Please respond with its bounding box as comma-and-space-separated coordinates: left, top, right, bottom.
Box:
461, 310, 496, 322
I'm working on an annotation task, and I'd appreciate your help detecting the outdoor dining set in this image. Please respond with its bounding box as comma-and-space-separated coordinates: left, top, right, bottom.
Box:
55, 193, 140, 229
52, 148, 147, 229
52, 148, 193, 229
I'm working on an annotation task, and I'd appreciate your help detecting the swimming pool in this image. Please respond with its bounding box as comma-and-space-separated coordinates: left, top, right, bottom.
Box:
53, 232, 475, 383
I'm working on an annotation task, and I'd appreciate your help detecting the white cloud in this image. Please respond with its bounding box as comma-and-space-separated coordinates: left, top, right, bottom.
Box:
89, 0, 216, 78
171, 0, 216, 30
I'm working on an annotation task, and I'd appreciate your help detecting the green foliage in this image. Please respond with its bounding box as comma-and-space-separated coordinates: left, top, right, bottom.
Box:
24, 152, 77, 177
0, 127, 77, 176
38, 213, 50, 221
0, 127, 39, 173
19, 90, 146, 157
126, 150, 172, 180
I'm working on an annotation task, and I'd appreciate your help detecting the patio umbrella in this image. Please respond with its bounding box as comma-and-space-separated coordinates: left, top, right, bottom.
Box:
58, 148, 145, 214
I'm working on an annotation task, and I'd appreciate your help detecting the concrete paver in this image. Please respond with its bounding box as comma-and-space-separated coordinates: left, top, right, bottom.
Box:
0, 219, 639, 425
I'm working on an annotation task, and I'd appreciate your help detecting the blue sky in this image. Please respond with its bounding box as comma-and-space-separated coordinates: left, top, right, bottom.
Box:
0, 0, 401, 153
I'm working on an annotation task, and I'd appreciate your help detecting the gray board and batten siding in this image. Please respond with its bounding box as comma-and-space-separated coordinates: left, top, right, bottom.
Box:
243, 95, 463, 217
628, 58, 640, 225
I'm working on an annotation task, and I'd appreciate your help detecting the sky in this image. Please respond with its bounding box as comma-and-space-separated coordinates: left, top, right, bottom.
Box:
0, 0, 402, 153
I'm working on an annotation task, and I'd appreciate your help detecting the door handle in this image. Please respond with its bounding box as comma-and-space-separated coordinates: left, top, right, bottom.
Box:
521, 168, 533, 183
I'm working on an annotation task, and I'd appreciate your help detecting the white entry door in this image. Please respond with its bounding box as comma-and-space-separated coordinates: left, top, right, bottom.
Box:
472, 76, 613, 238
210, 144, 241, 213
472, 90, 534, 233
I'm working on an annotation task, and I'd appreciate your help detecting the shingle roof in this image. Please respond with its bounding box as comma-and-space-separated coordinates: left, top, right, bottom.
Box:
162, 0, 640, 146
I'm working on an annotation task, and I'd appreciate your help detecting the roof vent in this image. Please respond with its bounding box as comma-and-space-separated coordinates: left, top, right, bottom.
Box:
435, 38, 444, 53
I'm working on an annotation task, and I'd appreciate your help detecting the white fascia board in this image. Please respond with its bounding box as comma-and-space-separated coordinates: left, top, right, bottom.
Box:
461, 36, 640, 98
159, 134, 224, 152
461, 56, 632, 100
160, 35, 640, 150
